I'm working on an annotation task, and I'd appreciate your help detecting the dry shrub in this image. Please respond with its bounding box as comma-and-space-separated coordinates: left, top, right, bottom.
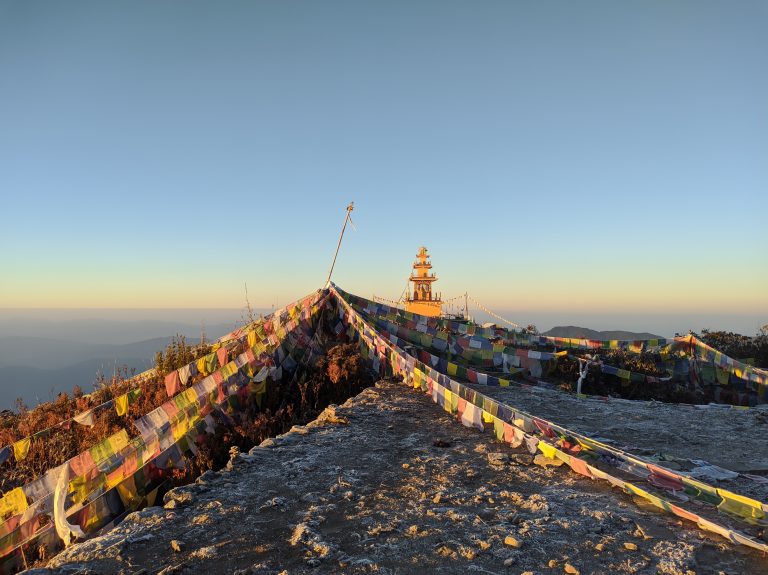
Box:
0, 338, 215, 492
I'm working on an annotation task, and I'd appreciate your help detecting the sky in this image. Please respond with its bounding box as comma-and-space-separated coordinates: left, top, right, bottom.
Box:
1, 1, 766, 336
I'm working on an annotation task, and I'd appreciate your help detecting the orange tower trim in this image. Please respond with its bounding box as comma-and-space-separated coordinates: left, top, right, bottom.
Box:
405, 247, 443, 317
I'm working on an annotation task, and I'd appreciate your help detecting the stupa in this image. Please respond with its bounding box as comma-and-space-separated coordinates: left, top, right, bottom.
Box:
404, 247, 442, 317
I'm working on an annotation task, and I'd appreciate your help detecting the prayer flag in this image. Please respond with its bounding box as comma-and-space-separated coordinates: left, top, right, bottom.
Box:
538, 441, 557, 460
165, 371, 181, 398
74, 408, 95, 427
0, 487, 27, 520
217, 347, 228, 370
568, 457, 594, 479
716, 489, 766, 524
460, 402, 483, 431
115, 394, 129, 416
179, 364, 193, 386
13, 437, 31, 462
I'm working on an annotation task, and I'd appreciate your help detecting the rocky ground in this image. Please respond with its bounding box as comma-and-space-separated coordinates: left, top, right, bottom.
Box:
32, 380, 767, 575
477, 383, 768, 502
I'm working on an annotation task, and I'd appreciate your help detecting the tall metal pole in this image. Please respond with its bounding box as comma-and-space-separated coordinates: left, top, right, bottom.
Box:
464, 292, 469, 321
325, 202, 354, 287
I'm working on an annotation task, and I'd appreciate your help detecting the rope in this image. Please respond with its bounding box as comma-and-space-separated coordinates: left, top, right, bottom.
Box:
466, 295, 521, 329
442, 294, 465, 304
373, 295, 404, 307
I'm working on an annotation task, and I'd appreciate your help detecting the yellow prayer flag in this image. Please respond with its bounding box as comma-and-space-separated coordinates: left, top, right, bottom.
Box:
0, 487, 28, 520
443, 390, 453, 413
110, 429, 130, 453
482, 410, 494, 424
183, 387, 197, 404
91, 429, 130, 464
172, 414, 190, 440
537, 441, 557, 460
145, 485, 161, 507
115, 394, 129, 416
716, 489, 766, 524
12, 437, 31, 462
68, 473, 91, 504
116, 475, 142, 510
492, 417, 504, 440
623, 482, 668, 513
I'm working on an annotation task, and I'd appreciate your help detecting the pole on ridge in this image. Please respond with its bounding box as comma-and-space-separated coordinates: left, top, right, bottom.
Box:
325, 202, 354, 288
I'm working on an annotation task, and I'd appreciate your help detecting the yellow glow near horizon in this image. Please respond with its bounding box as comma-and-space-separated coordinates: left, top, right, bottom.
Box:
2, 254, 766, 313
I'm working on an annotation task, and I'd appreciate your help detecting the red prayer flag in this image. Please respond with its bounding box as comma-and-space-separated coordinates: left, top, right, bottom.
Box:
165, 371, 181, 398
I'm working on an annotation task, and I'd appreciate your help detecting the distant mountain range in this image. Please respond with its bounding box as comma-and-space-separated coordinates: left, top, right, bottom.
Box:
0, 319, 244, 410
542, 326, 664, 340
0, 336, 192, 410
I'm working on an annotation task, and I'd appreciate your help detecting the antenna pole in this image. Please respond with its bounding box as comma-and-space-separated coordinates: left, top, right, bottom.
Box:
464, 292, 469, 320
325, 202, 354, 287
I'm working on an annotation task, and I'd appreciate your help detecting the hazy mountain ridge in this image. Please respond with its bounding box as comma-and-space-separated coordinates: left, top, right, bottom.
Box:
0, 358, 154, 409
0, 336, 182, 370
0, 336, 211, 409
542, 325, 664, 340
0, 316, 266, 409
0, 319, 241, 346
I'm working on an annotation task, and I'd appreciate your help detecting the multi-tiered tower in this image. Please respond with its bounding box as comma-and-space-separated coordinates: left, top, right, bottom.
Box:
405, 247, 442, 317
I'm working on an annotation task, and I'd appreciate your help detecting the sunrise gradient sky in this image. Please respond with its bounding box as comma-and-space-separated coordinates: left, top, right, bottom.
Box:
1, 1, 766, 333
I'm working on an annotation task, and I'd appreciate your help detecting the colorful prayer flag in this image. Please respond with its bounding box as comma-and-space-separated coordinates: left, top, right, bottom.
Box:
74, 408, 95, 427
12, 437, 30, 462
115, 394, 129, 416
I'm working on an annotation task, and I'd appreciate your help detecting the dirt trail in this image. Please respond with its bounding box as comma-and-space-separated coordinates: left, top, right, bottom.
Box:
36, 380, 766, 575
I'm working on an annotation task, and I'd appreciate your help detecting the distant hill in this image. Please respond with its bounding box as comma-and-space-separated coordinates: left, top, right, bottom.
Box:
542, 326, 664, 340
0, 336, 203, 410
0, 357, 154, 410
0, 318, 252, 410
0, 336, 179, 370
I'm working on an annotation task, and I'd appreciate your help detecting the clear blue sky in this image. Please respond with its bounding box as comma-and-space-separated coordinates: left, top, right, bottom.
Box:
1, 1, 766, 334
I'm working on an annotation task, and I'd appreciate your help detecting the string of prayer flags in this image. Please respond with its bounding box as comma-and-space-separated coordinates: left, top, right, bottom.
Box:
0, 289, 329, 570
330, 284, 768, 555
